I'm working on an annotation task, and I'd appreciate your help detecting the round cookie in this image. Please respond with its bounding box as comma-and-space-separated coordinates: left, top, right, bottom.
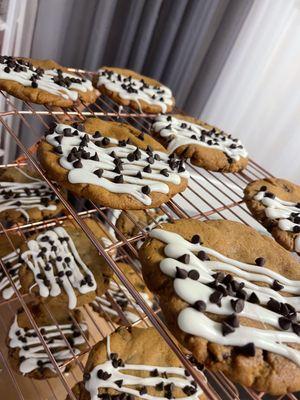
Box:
67, 327, 206, 400
18, 218, 113, 309
152, 114, 248, 172
0, 165, 65, 225
0, 56, 98, 107
0, 232, 23, 301
8, 301, 88, 379
37, 118, 189, 210
95, 66, 175, 114
91, 262, 154, 325
244, 177, 300, 253
139, 219, 300, 395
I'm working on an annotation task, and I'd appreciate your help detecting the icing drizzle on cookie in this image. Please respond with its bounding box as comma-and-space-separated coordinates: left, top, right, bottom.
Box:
92, 279, 153, 324
9, 315, 87, 374
84, 334, 203, 400
152, 115, 248, 162
97, 69, 173, 113
20, 226, 97, 309
150, 228, 300, 366
45, 124, 189, 206
254, 188, 300, 251
0, 167, 58, 221
0, 56, 93, 101
0, 250, 22, 299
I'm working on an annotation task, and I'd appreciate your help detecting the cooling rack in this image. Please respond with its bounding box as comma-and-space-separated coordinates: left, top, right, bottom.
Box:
0, 68, 298, 400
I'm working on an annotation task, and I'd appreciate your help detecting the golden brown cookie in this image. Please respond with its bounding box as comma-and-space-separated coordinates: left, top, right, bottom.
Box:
67, 327, 206, 400
0, 56, 98, 107
152, 114, 248, 172
18, 218, 113, 309
244, 177, 300, 253
139, 218, 300, 395
0, 164, 65, 226
91, 262, 154, 325
8, 301, 88, 379
37, 118, 189, 210
95, 66, 175, 114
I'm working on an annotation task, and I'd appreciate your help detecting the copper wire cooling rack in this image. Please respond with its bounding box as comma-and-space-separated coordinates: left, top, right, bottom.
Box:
0, 68, 298, 400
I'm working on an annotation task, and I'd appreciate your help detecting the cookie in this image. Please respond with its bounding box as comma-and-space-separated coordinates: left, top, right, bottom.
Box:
0, 56, 98, 107
139, 218, 300, 395
152, 114, 248, 172
67, 327, 206, 400
95, 67, 175, 114
244, 178, 300, 253
0, 233, 23, 300
37, 118, 189, 210
115, 208, 169, 248
8, 301, 88, 379
0, 165, 65, 225
18, 218, 113, 309
91, 262, 154, 324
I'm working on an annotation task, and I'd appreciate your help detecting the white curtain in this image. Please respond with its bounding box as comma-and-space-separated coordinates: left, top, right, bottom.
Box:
201, 0, 300, 183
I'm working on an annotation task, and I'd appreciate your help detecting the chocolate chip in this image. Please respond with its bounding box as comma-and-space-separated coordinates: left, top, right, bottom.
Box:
127, 153, 135, 162
197, 250, 209, 261
141, 185, 150, 195
147, 156, 154, 164
91, 153, 99, 161
292, 323, 300, 336
150, 368, 159, 377
188, 269, 200, 280
176, 267, 188, 279
160, 168, 169, 177
73, 160, 83, 168
231, 298, 244, 313
191, 234, 201, 244
293, 225, 300, 233
113, 175, 124, 183
193, 300, 206, 312
31, 81, 38, 88
226, 313, 239, 328
114, 379, 123, 388
177, 254, 190, 264
264, 191, 275, 199
136, 171, 142, 179
278, 316, 291, 330
102, 137, 110, 146
272, 280, 284, 291
267, 298, 281, 313
209, 290, 223, 306
139, 387, 147, 395
248, 292, 260, 304
143, 165, 152, 173
236, 289, 247, 300
222, 322, 235, 336
67, 153, 77, 162
255, 257, 265, 266
55, 145, 63, 154
236, 343, 255, 357
155, 382, 164, 391
94, 169, 103, 178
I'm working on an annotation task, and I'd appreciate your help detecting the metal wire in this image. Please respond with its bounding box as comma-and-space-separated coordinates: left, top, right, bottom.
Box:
0, 69, 295, 400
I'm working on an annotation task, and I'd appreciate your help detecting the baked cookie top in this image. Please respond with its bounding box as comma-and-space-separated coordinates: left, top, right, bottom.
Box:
91, 262, 154, 325
17, 218, 112, 309
152, 114, 248, 172
96, 67, 175, 113
244, 178, 300, 253
0, 165, 64, 224
69, 327, 206, 400
0, 56, 97, 107
8, 302, 88, 379
38, 118, 189, 210
139, 219, 300, 395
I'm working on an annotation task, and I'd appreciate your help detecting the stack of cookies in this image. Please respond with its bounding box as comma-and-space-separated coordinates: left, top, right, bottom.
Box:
0, 56, 299, 399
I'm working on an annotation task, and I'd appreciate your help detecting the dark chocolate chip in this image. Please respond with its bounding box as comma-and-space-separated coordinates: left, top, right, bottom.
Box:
177, 254, 190, 264
193, 300, 206, 312
236, 343, 255, 357
231, 298, 245, 313
188, 269, 200, 280
255, 257, 265, 266
176, 267, 188, 279
278, 316, 291, 330
222, 322, 235, 336
191, 234, 201, 244
248, 292, 260, 304
141, 185, 150, 195
272, 280, 284, 291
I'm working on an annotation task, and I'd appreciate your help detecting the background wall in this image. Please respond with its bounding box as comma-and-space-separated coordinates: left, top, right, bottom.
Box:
27, 0, 300, 182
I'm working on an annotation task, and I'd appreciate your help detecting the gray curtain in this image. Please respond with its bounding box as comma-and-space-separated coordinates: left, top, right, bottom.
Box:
30, 0, 254, 115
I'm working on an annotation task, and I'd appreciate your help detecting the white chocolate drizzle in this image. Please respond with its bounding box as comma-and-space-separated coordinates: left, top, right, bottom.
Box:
85, 334, 203, 400
254, 190, 300, 251
149, 228, 300, 366
0, 56, 93, 101
0, 167, 58, 221
0, 250, 22, 299
97, 69, 174, 113
45, 124, 189, 206
152, 115, 248, 161
92, 279, 153, 324
9, 315, 87, 374
20, 226, 97, 309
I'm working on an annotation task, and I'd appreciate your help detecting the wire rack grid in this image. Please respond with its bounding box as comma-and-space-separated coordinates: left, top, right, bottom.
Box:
0, 68, 297, 400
